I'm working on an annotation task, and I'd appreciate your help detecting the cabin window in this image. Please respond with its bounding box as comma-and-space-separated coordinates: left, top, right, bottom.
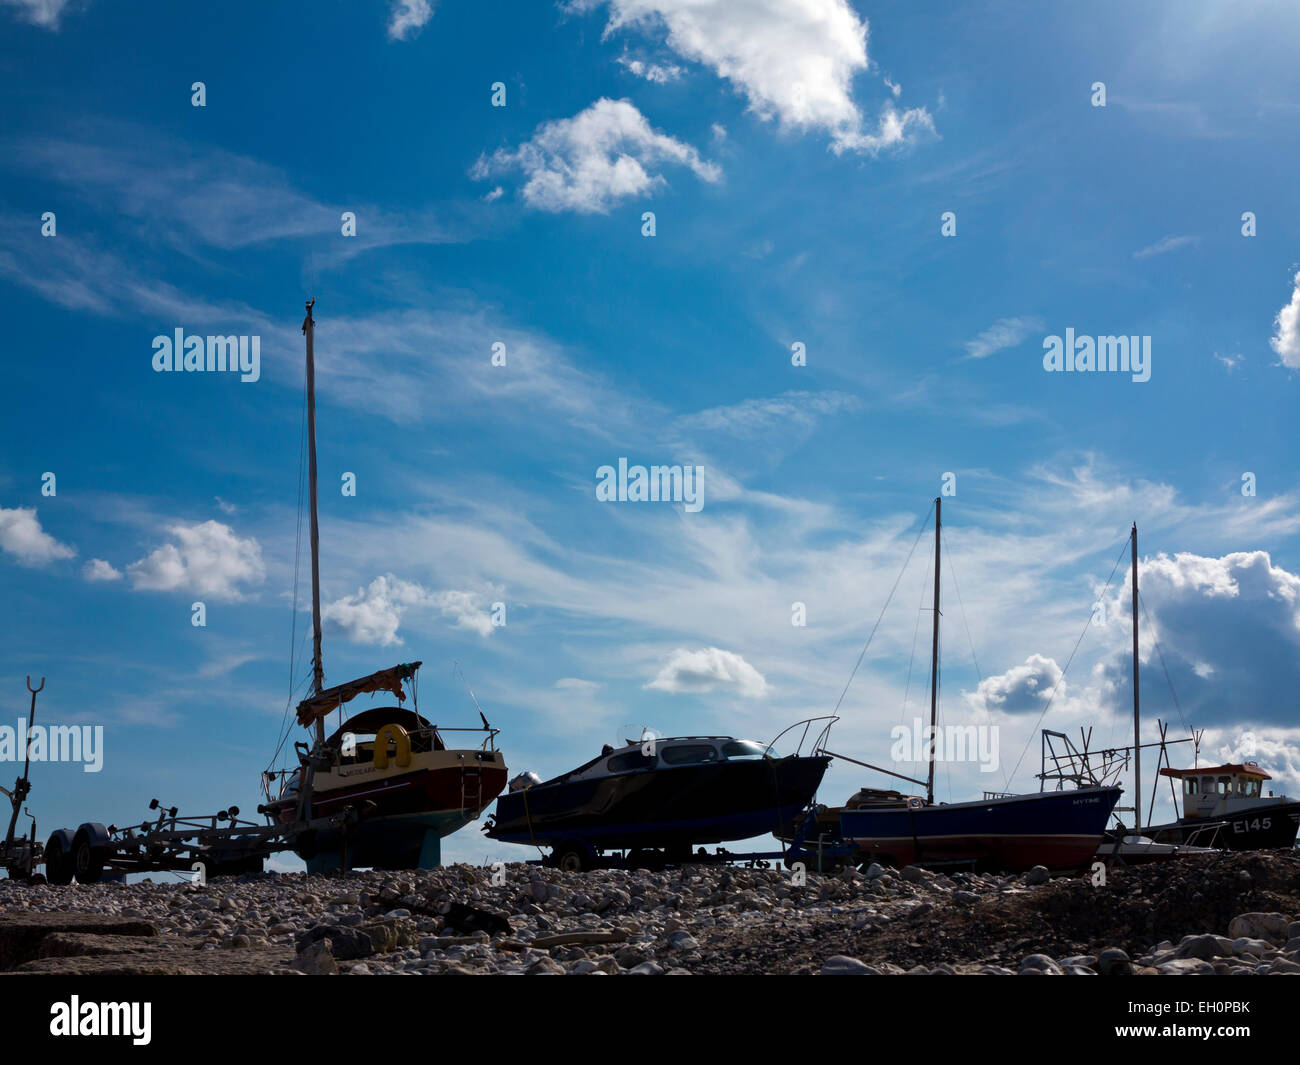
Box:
660, 744, 719, 766
721, 740, 770, 760
1183, 779, 1196, 795
1217, 776, 1230, 795
607, 751, 655, 773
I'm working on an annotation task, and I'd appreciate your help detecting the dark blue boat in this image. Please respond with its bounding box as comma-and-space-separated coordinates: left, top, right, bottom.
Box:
833, 784, 1122, 870
484, 734, 830, 870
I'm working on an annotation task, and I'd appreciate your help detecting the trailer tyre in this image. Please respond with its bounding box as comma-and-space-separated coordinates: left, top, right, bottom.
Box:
72, 825, 106, 885
43, 830, 75, 885
552, 840, 592, 873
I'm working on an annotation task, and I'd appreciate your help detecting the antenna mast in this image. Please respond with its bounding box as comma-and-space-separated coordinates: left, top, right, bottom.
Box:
303, 299, 325, 746
1131, 522, 1141, 832
927, 497, 941, 806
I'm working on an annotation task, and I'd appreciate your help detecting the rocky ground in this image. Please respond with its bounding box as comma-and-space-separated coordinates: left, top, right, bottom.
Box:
1, 849, 1297, 975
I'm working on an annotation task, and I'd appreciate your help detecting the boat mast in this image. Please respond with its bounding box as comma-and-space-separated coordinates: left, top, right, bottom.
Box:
1131, 522, 1140, 832
927, 497, 941, 806
303, 299, 326, 747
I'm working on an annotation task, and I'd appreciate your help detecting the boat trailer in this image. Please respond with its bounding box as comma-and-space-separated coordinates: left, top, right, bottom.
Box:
40, 799, 374, 885
0, 677, 46, 883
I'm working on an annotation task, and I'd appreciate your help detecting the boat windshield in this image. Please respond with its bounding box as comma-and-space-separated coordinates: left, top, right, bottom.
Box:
660, 744, 719, 765
721, 740, 770, 760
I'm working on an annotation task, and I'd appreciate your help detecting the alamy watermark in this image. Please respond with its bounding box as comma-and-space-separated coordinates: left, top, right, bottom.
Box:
152, 329, 261, 383
1042, 329, 1151, 382
1, 719, 103, 772
596, 459, 703, 512
891, 719, 999, 773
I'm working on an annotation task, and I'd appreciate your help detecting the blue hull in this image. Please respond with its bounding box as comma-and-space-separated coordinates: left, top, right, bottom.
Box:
837, 786, 1122, 870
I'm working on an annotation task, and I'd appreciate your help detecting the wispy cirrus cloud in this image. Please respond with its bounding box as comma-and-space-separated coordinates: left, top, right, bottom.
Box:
387, 0, 433, 41
1132, 234, 1200, 259
1, 0, 75, 30
962, 316, 1043, 360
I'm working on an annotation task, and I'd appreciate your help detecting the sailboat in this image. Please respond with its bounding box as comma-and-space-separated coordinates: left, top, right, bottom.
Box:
788, 498, 1122, 871
257, 300, 508, 872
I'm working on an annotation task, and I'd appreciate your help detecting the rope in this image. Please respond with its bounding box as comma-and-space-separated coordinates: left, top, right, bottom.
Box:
1139, 588, 1190, 737
1005, 533, 1132, 788
831, 501, 935, 717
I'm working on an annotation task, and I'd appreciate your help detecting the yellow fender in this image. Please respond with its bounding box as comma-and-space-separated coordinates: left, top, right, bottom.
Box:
373, 724, 412, 769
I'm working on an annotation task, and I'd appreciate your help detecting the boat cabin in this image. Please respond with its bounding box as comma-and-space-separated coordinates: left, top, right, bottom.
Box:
545, 736, 770, 787
1159, 763, 1279, 820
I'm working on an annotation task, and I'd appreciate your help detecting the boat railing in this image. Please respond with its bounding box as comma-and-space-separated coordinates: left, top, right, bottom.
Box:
764, 716, 839, 758
982, 791, 1015, 800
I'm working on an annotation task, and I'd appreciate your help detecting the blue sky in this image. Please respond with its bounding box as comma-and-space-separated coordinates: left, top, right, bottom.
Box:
2, 0, 1299, 869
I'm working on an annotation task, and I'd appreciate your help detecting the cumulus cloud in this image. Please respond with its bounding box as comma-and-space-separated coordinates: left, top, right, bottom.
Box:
471, 98, 719, 213
1092, 551, 1300, 730
963, 316, 1043, 360
645, 646, 768, 697
0, 506, 76, 566
1270, 270, 1300, 369
967, 653, 1064, 715
82, 558, 122, 582
388, 0, 433, 40
127, 520, 265, 601
323, 575, 496, 646
573, 0, 933, 154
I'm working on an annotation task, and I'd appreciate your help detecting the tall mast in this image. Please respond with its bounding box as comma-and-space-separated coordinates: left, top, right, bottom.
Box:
927, 497, 941, 806
303, 299, 325, 747
1130, 522, 1140, 832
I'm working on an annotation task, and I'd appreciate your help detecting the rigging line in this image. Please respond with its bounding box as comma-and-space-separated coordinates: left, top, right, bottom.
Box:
267, 374, 311, 774
1138, 588, 1190, 738
831, 501, 936, 717
897, 563, 930, 730
941, 527, 984, 686
1005, 533, 1132, 788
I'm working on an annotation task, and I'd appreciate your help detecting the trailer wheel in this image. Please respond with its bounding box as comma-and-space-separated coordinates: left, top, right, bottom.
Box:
43, 830, 74, 885
552, 841, 592, 873
71, 827, 106, 885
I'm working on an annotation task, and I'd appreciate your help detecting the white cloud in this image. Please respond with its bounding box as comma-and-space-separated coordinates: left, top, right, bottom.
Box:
574, 0, 933, 154
617, 53, 683, 83
645, 646, 768, 697
1, 0, 73, 29
1270, 270, 1300, 369
471, 97, 720, 213
388, 0, 433, 41
678, 390, 859, 439
323, 575, 496, 646
963, 316, 1043, 360
1132, 234, 1199, 259
0, 506, 75, 566
82, 558, 122, 582
966, 653, 1064, 716
127, 520, 266, 601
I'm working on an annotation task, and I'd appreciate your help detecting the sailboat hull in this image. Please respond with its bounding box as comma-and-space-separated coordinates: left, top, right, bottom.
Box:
837, 786, 1122, 871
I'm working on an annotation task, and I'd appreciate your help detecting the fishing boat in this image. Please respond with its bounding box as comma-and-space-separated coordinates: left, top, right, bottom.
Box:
1144, 763, 1300, 850
788, 498, 1122, 871
1045, 523, 1293, 858
484, 730, 831, 871
257, 301, 508, 872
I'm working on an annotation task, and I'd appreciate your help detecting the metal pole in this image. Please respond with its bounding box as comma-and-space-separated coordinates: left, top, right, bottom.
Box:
1131, 522, 1141, 832
303, 299, 325, 747
927, 497, 941, 806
